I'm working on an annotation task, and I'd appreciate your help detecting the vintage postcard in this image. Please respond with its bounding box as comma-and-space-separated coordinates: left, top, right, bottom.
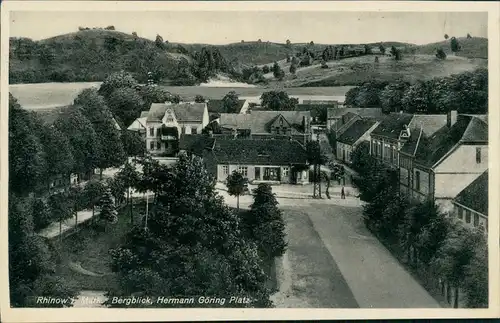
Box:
1, 1, 499, 322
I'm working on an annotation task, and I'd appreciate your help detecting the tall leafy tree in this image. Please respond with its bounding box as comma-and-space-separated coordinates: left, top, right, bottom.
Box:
463, 240, 488, 308
116, 161, 141, 224
260, 91, 298, 111
31, 198, 52, 231
48, 192, 73, 240
109, 153, 272, 307
222, 91, 240, 113
431, 224, 485, 308
9, 93, 47, 195
121, 130, 146, 158
450, 37, 461, 55
75, 88, 126, 177
226, 170, 249, 211
54, 108, 99, 179
106, 87, 145, 128
83, 180, 107, 222
379, 82, 410, 113
98, 188, 119, 231
38, 124, 74, 190
247, 184, 287, 259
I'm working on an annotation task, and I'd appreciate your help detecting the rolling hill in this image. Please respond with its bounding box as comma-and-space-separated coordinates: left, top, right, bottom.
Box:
407, 37, 488, 59
9, 29, 488, 88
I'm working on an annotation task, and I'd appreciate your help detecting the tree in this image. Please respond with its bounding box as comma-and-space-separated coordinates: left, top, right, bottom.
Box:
309, 41, 314, 46
364, 44, 372, 55
379, 82, 410, 114
436, 48, 447, 60
38, 124, 74, 190
169, 94, 181, 104
132, 31, 138, 38
202, 120, 222, 135
222, 91, 240, 113
116, 161, 141, 224
121, 130, 146, 158
246, 184, 287, 259
31, 198, 52, 231
350, 141, 372, 175
68, 185, 85, 230
98, 188, 119, 230
48, 192, 73, 240
194, 95, 205, 103
155, 34, 165, 49
9, 194, 77, 307
106, 176, 127, 207
401, 81, 432, 113
75, 88, 126, 177
54, 108, 99, 179
432, 224, 485, 308
379, 44, 386, 55
226, 170, 248, 211
306, 140, 327, 198
83, 180, 107, 223
444, 34, 449, 40
467, 33, 472, 39
106, 87, 145, 127
286, 39, 291, 47
390, 46, 402, 60
450, 37, 461, 54
289, 64, 297, 74
260, 91, 298, 111
272, 62, 284, 80
463, 240, 488, 308
98, 71, 139, 100
9, 94, 47, 194
262, 65, 270, 74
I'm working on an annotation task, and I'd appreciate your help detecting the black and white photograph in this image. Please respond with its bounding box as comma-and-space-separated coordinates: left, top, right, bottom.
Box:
1, 1, 499, 322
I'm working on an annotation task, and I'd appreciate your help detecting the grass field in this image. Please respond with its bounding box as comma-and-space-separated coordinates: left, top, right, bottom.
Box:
265, 54, 487, 87
10, 82, 354, 109
54, 203, 146, 291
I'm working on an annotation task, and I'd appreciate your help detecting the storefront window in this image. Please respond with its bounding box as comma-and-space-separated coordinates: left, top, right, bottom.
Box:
263, 167, 281, 181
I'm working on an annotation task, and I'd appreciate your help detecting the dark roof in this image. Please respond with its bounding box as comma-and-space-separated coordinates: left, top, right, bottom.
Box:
179, 134, 215, 156
219, 110, 310, 134
206, 99, 246, 114
295, 104, 332, 118
211, 138, 308, 165
414, 115, 488, 167
147, 103, 206, 122
35, 105, 73, 125
328, 107, 384, 119
371, 113, 414, 139
453, 170, 488, 216
337, 119, 377, 145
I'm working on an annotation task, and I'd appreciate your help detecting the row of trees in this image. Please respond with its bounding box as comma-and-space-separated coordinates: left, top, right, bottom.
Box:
9, 73, 152, 197
350, 145, 488, 308
106, 153, 284, 307
345, 68, 488, 114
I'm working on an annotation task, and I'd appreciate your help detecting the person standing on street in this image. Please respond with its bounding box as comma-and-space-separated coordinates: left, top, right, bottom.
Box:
341, 186, 345, 199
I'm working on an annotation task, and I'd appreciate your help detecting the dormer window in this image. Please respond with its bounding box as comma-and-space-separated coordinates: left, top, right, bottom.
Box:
166, 116, 174, 123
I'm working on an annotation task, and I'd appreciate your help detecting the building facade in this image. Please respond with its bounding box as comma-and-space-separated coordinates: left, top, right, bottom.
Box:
336, 119, 379, 163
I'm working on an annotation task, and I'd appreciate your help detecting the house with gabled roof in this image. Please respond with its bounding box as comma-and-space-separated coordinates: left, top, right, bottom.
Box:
336, 119, 379, 163
136, 102, 209, 156
206, 99, 248, 116
327, 107, 384, 133
217, 110, 312, 144
451, 170, 488, 233
127, 110, 149, 137
398, 113, 488, 213
200, 138, 310, 185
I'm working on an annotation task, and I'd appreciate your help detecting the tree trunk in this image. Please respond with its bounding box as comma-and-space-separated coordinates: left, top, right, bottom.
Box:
237, 195, 240, 211
454, 286, 459, 308
446, 284, 452, 304
59, 220, 62, 242
100, 169, 103, 180
92, 206, 95, 224
128, 187, 133, 225
75, 209, 78, 232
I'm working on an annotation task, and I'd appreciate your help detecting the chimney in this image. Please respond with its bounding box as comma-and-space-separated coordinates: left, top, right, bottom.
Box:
447, 110, 458, 127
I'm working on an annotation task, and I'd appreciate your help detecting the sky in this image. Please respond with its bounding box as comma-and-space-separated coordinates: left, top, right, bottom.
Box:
10, 11, 488, 45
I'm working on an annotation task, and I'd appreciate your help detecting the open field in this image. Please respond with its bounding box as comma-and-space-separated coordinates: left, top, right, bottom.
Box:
265, 54, 487, 87
9, 82, 354, 109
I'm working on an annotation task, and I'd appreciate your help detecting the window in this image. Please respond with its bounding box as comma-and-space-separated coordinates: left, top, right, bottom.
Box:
458, 208, 464, 220
415, 171, 421, 191
222, 165, 229, 175
372, 141, 376, 156
237, 166, 248, 177
255, 167, 261, 180
192, 127, 198, 135
157, 141, 161, 150
474, 214, 479, 227
149, 127, 155, 137
282, 167, 290, 178
149, 141, 155, 150
166, 116, 174, 123
465, 210, 471, 224
476, 147, 481, 164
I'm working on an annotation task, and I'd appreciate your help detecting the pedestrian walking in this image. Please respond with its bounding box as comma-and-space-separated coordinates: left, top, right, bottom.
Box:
341, 186, 345, 199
